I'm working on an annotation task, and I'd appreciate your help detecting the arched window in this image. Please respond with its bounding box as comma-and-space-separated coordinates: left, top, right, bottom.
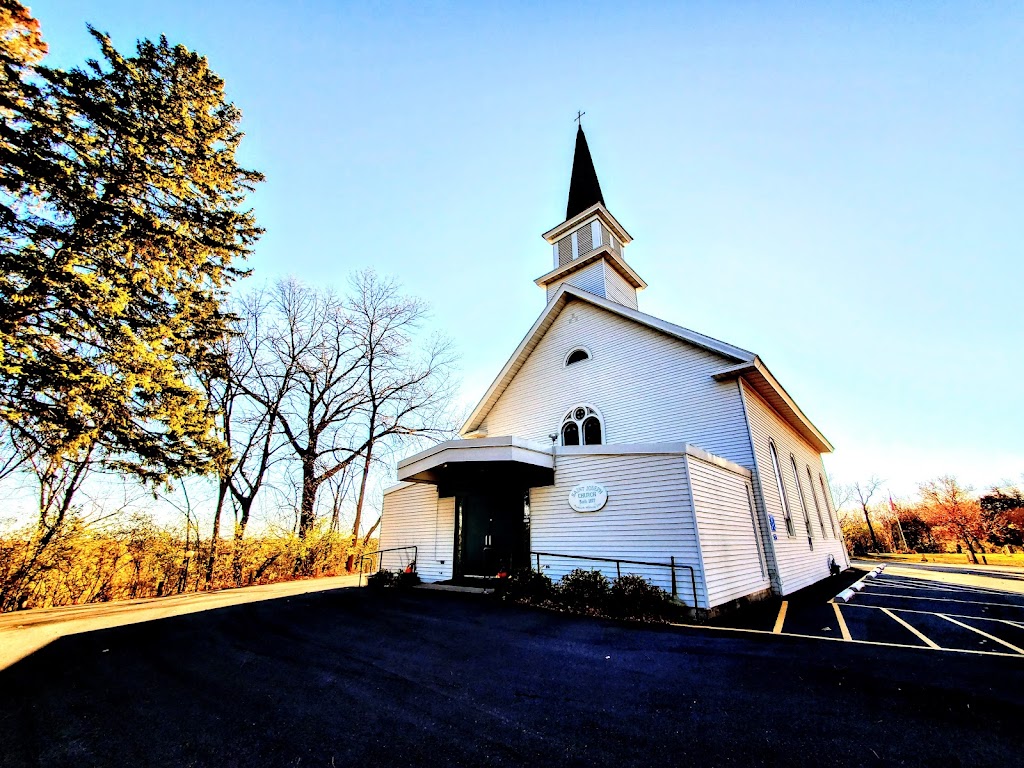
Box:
561, 405, 603, 446
807, 465, 828, 537
791, 454, 813, 549
564, 347, 591, 366
769, 440, 794, 536
819, 473, 838, 538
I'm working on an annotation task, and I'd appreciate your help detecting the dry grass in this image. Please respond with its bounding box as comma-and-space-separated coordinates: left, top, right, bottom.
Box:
863, 552, 1024, 568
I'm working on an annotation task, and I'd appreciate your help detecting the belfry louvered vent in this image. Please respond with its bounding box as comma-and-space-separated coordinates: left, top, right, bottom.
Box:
557, 235, 573, 266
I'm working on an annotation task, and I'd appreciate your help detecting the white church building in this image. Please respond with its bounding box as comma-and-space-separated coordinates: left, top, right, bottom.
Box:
379, 125, 849, 611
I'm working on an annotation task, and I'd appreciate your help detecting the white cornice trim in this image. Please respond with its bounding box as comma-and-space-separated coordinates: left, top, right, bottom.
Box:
713, 358, 834, 454
534, 247, 647, 291
554, 441, 752, 478
542, 203, 632, 245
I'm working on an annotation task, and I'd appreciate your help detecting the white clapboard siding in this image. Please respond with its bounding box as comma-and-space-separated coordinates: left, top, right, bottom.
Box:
379, 483, 454, 582
686, 454, 770, 607
602, 261, 638, 309
529, 452, 707, 608
742, 383, 849, 595
546, 260, 606, 303
481, 302, 753, 469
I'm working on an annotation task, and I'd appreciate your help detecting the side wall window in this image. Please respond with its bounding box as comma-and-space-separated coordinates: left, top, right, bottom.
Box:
819, 473, 839, 538
807, 465, 829, 537
561, 405, 603, 446
769, 440, 794, 536
790, 455, 813, 537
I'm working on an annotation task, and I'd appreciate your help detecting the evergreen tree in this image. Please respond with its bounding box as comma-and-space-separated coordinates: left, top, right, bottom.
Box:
0, 7, 263, 482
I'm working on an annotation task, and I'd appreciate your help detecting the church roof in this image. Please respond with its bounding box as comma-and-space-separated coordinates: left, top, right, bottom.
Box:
459, 284, 833, 453
566, 125, 605, 220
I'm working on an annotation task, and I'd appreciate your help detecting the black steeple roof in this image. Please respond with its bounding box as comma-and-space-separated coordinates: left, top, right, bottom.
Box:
565, 124, 605, 220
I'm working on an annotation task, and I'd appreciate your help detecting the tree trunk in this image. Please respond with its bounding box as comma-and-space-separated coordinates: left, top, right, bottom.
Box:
232, 498, 253, 586
862, 504, 880, 551
963, 536, 978, 564
298, 457, 318, 539
205, 477, 230, 586
362, 515, 382, 547
347, 446, 373, 572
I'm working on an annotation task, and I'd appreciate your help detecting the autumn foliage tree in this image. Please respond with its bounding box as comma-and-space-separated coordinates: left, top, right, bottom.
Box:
919, 476, 985, 563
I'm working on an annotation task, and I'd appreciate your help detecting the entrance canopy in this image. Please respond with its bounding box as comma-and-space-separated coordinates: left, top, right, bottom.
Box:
397, 436, 554, 496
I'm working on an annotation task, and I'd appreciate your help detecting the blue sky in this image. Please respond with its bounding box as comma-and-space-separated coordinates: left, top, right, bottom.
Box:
30, 1, 1024, 500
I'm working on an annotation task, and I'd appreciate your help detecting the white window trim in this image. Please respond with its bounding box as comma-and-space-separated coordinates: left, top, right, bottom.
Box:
819, 473, 839, 538
807, 465, 829, 538
560, 403, 604, 446
790, 455, 811, 533
791, 454, 813, 547
769, 439, 794, 537
563, 346, 593, 367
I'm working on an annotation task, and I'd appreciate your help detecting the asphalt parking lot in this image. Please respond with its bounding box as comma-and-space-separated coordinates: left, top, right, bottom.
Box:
711, 560, 1024, 656
1, 574, 1023, 767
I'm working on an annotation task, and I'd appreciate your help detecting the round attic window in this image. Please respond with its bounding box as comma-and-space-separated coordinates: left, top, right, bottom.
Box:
564, 348, 590, 367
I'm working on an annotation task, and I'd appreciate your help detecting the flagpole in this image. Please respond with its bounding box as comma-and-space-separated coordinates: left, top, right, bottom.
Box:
889, 491, 908, 552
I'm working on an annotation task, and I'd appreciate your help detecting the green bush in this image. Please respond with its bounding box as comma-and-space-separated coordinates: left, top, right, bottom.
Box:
609, 574, 671, 618
556, 568, 610, 611
497, 568, 553, 602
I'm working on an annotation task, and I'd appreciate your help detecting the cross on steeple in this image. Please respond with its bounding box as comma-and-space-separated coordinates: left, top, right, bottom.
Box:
575, 110, 585, 126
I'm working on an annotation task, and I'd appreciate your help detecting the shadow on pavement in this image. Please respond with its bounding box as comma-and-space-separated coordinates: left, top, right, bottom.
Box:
1, 585, 1022, 768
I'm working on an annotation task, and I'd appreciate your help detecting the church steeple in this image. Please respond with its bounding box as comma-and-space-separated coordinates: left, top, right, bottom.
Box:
536, 123, 646, 310
566, 124, 605, 219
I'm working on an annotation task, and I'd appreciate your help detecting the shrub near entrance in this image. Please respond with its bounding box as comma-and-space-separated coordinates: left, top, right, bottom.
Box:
609, 574, 671, 619
498, 568, 554, 602
556, 568, 610, 612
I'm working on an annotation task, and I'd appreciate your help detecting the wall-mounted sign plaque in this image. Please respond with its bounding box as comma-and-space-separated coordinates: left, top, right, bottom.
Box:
568, 482, 608, 513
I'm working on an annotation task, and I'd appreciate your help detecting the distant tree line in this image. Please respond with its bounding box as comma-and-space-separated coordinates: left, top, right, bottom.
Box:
837, 475, 1024, 563
0, 3, 457, 611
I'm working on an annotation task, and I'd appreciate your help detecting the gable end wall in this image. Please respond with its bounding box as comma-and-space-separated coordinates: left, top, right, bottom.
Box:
481, 302, 753, 468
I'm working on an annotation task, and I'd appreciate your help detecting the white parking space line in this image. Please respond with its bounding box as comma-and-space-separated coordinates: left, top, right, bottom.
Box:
844, 602, 1024, 628
869, 580, 1013, 597
880, 608, 940, 649
938, 614, 1024, 655
856, 591, 1024, 610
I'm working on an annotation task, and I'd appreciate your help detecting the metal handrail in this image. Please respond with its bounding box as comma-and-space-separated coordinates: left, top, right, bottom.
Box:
358, 545, 418, 587
531, 551, 699, 608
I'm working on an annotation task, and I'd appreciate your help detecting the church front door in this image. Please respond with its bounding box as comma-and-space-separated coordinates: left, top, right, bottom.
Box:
454, 491, 530, 577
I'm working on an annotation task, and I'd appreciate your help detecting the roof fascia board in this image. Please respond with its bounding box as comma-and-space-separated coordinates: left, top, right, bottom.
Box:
459, 289, 570, 435
534, 247, 647, 290
398, 435, 552, 471
572, 286, 755, 362
542, 203, 632, 245
713, 358, 834, 453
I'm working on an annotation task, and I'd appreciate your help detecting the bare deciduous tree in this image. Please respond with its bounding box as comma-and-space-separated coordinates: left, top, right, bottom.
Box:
853, 476, 883, 552
344, 270, 458, 567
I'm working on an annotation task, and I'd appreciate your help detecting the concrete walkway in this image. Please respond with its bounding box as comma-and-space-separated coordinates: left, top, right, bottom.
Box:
0, 574, 362, 669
